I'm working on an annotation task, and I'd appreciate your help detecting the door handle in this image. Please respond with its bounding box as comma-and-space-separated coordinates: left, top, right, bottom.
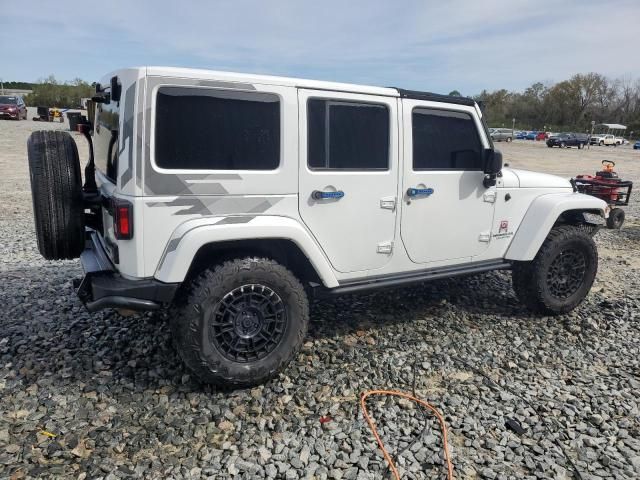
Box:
312, 190, 345, 200
406, 187, 434, 198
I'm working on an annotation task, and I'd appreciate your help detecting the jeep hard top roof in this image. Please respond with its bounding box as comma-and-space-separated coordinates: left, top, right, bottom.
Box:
123, 66, 476, 107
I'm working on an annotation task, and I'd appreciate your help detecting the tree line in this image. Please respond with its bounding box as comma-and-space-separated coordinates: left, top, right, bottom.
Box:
468, 73, 640, 137
18, 75, 94, 109
6, 72, 640, 136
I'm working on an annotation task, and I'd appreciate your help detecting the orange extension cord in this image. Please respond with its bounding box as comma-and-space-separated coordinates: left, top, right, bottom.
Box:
360, 390, 454, 480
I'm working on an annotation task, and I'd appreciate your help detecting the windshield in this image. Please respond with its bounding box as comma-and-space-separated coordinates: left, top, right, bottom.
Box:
0, 96, 18, 104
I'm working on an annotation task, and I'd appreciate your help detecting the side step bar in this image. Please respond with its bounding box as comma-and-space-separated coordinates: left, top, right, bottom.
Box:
320, 260, 512, 296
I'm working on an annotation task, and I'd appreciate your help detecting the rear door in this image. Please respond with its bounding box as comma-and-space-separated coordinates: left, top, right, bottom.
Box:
297, 89, 399, 273
400, 101, 496, 264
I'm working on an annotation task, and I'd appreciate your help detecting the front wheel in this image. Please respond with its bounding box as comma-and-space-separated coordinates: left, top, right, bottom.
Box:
170, 257, 309, 388
512, 225, 597, 315
560, 142, 566, 148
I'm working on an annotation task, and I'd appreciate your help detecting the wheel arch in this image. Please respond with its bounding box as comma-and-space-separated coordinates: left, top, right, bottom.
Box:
154, 215, 339, 288
505, 193, 607, 261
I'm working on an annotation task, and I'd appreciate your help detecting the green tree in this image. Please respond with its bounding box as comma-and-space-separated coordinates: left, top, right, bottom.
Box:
24, 75, 93, 108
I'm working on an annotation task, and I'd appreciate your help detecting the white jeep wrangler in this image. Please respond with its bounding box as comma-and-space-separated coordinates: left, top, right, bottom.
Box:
27, 67, 607, 387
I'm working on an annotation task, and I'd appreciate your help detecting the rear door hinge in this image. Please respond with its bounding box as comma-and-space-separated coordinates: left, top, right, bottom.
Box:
479, 232, 491, 242
483, 190, 497, 203
377, 241, 393, 254
380, 196, 396, 211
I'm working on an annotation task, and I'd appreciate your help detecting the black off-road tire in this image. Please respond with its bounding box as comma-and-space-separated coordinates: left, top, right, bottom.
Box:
512, 225, 597, 315
27, 130, 85, 260
170, 257, 309, 388
606, 208, 625, 229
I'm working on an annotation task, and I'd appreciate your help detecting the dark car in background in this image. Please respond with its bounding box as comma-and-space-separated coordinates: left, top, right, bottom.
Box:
546, 133, 588, 149
634, 140, 640, 150
0, 96, 28, 120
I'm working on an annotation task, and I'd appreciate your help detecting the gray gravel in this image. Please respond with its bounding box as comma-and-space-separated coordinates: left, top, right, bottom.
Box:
1, 119, 639, 479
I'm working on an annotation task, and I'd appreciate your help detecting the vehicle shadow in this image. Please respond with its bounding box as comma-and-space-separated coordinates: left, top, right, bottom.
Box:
307, 269, 524, 341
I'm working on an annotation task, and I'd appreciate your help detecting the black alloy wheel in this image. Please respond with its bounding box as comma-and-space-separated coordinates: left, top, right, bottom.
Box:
209, 284, 287, 363
546, 249, 587, 299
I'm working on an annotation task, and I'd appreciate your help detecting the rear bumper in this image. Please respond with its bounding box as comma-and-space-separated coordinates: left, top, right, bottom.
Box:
76, 231, 179, 312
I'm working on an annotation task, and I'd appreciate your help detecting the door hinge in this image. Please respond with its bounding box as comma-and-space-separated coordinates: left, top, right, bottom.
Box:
483, 191, 497, 203
479, 232, 491, 242
380, 196, 396, 211
377, 241, 393, 254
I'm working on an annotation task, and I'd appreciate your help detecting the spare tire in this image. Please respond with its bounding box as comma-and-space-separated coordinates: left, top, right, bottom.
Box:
27, 130, 85, 260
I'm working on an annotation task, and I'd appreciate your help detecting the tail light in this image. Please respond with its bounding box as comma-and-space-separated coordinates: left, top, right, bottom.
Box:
113, 199, 133, 240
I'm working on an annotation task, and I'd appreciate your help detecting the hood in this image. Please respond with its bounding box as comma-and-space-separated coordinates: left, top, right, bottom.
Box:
508, 168, 572, 188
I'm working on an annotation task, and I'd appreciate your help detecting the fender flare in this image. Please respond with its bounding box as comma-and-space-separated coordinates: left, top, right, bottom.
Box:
505, 192, 607, 261
154, 215, 339, 287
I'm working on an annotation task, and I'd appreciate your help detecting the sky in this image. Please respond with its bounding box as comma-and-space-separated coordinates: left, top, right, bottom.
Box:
1, 0, 639, 95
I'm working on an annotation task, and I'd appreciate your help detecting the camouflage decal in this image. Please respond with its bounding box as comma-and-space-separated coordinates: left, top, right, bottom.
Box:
159, 215, 256, 268
165, 237, 182, 254
147, 196, 282, 216
215, 215, 256, 225
119, 83, 137, 187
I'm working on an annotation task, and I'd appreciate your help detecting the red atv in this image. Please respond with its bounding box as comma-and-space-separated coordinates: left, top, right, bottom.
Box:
574, 160, 633, 229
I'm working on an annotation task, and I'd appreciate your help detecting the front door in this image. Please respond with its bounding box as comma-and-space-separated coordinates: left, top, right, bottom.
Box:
400, 100, 496, 264
298, 89, 399, 273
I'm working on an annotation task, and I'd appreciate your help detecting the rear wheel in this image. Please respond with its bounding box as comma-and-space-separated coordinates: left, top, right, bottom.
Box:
171, 257, 309, 387
27, 130, 85, 260
512, 225, 597, 315
606, 208, 625, 229
506, 137, 512, 143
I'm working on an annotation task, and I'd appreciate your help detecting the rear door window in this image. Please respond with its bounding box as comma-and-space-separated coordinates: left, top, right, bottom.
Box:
154, 87, 280, 170
307, 99, 389, 170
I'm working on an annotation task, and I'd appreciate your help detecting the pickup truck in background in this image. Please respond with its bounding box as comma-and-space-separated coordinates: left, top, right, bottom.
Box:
590, 134, 617, 146
546, 133, 588, 149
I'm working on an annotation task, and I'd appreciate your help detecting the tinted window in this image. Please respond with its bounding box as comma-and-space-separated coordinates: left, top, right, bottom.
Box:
155, 87, 280, 170
412, 108, 483, 170
308, 99, 389, 170
94, 92, 119, 182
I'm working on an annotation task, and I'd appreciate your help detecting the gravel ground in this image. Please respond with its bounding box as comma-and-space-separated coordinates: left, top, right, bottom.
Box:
1, 118, 639, 480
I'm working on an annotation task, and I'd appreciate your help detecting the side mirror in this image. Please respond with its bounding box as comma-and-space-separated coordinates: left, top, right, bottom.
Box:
483, 149, 502, 188
484, 149, 502, 175
110, 76, 122, 102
